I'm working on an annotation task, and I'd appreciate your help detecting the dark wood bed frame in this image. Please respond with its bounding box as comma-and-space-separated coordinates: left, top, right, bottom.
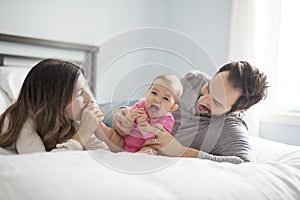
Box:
0, 33, 98, 93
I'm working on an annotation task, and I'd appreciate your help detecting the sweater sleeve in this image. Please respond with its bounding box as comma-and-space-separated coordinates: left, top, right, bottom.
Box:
51, 139, 83, 152
197, 151, 244, 164
16, 118, 108, 153
51, 135, 109, 152
15, 118, 82, 153
16, 119, 46, 154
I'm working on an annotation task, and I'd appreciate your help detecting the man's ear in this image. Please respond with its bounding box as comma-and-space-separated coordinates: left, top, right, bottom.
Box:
170, 104, 179, 111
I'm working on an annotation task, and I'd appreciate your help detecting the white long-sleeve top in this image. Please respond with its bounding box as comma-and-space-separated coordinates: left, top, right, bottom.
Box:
1, 117, 108, 154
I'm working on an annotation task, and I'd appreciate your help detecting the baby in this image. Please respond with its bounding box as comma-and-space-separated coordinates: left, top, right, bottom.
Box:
124, 74, 183, 154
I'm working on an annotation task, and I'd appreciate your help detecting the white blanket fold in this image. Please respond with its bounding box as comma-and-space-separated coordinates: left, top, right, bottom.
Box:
0, 137, 300, 200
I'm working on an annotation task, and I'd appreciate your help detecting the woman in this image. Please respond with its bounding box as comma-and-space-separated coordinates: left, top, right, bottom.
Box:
0, 59, 108, 153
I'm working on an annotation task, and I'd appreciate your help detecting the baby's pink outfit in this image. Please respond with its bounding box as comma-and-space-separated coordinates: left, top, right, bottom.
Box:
124, 100, 174, 152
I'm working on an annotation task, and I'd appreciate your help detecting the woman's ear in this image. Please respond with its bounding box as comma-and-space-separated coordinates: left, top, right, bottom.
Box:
170, 103, 179, 111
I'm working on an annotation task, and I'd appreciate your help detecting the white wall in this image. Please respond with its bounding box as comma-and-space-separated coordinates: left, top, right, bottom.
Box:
259, 121, 300, 146
0, 0, 232, 102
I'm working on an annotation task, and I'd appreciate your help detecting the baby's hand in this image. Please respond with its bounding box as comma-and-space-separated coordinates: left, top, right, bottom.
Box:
136, 112, 147, 126
137, 147, 158, 155
130, 108, 146, 122
130, 108, 149, 136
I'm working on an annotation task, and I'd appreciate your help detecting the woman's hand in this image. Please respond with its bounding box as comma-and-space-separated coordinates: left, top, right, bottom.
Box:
77, 101, 103, 146
143, 124, 199, 158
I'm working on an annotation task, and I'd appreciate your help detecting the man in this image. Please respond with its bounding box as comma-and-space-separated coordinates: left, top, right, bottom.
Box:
113, 61, 268, 164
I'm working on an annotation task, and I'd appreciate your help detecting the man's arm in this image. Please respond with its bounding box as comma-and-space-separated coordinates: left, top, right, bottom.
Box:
143, 120, 255, 164
143, 133, 247, 164
196, 151, 245, 164
143, 123, 199, 157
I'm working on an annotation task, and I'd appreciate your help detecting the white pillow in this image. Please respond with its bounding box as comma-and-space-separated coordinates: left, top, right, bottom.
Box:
0, 88, 12, 114
0, 66, 31, 101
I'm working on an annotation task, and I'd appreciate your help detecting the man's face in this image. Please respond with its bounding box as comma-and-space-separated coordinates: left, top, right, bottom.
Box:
196, 71, 241, 116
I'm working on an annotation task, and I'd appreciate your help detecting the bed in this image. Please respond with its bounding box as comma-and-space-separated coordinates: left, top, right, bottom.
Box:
0, 34, 300, 200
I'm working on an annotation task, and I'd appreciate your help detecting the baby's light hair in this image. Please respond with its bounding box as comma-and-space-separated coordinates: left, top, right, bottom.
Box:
151, 74, 183, 102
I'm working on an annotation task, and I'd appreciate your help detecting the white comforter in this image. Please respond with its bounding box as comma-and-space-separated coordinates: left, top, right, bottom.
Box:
0, 137, 300, 200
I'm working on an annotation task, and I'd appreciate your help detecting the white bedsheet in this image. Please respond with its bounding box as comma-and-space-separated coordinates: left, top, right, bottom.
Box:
0, 136, 299, 200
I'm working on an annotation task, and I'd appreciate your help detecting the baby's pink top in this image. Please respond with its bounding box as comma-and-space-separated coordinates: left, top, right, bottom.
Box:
124, 100, 174, 152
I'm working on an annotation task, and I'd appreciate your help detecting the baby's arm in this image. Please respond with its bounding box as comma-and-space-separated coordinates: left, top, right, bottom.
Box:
134, 110, 154, 137
94, 122, 124, 152
93, 104, 125, 152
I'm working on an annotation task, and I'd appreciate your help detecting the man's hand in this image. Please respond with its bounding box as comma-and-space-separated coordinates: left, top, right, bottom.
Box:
143, 124, 199, 158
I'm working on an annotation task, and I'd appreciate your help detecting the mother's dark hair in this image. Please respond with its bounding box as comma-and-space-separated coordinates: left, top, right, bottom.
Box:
0, 59, 83, 150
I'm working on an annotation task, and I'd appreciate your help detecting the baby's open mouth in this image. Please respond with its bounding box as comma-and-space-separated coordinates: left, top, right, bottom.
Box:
149, 105, 159, 113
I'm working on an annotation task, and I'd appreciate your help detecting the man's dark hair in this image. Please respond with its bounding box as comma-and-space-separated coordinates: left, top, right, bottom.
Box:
218, 61, 269, 112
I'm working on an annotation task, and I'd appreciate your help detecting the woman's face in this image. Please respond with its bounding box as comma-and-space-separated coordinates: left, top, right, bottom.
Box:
65, 73, 91, 121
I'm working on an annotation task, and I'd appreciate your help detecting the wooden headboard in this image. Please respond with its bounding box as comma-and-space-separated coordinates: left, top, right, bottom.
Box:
0, 33, 98, 93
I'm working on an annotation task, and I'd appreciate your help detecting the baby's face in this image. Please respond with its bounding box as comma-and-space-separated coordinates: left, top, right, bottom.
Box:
145, 83, 177, 119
